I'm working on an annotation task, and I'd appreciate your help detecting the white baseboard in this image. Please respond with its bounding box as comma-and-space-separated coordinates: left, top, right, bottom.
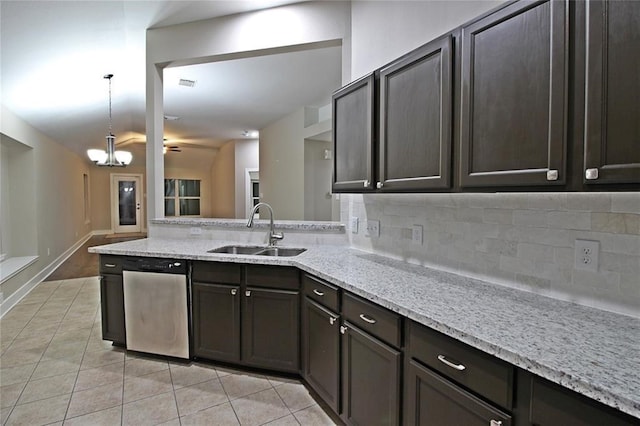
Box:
0, 231, 97, 318
92, 229, 113, 236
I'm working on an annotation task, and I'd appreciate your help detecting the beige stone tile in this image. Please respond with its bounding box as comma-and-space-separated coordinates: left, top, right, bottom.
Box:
5, 393, 70, 426
220, 372, 271, 400
122, 391, 178, 426
123, 369, 173, 403
230, 388, 290, 426
124, 356, 168, 378
168, 362, 218, 389
174, 378, 228, 417
0, 382, 26, 408
266, 375, 299, 387
52, 327, 92, 345
180, 401, 239, 426
17, 372, 77, 405
292, 404, 336, 425
1, 406, 12, 424
15, 321, 60, 340
0, 363, 37, 386
85, 337, 115, 353
42, 340, 86, 362
75, 361, 124, 391
0, 345, 47, 368
274, 382, 316, 412
66, 381, 123, 419
32, 357, 82, 380
63, 405, 122, 426
80, 348, 125, 370
156, 419, 181, 426
263, 414, 301, 425
6, 334, 53, 352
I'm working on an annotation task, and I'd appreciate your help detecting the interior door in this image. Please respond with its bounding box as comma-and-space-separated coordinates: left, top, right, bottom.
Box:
112, 174, 142, 233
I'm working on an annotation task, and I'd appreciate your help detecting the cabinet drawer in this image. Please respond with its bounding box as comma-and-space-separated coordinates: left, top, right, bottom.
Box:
100, 255, 123, 274
343, 292, 402, 348
408, 321, 513, 410
246, 265, 299, 290
192, 261, 241, 284
303, 274, 339, 312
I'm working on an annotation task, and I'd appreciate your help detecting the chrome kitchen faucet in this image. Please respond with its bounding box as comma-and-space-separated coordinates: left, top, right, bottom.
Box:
247, 202, 284, 247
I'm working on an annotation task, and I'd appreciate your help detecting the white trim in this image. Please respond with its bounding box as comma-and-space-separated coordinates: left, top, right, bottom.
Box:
245, 168, 259, 219
0, 256, 39, 283
0, 231, 95, 318
111, 173, 144, 234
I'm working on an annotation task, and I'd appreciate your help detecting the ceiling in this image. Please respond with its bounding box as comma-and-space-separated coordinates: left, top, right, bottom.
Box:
0, 1, 342, 167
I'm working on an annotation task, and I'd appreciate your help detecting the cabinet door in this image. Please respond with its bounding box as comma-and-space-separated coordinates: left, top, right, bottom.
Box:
333, 73, 376, 192
192, 282, 240, 363
379, 35, 453, 191
302, 298, 340, 412
460, 0, 568, 187
242, 287, 300, 372
584, 0, 640, 184
405, 359, 511, 426
341, 322, 401, 426
100, 274, 126, 345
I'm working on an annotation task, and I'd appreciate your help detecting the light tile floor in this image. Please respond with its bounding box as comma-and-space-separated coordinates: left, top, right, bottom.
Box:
0, 277, 338, 425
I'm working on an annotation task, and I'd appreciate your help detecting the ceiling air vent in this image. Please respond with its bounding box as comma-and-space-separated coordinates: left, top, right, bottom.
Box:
178, 79, 196, 87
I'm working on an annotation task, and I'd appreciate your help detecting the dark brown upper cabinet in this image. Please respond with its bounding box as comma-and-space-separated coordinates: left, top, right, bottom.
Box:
583, 0, 640, 185
332, 73, 376, 192
378, 34, 453, 191
459, 0, 569, 188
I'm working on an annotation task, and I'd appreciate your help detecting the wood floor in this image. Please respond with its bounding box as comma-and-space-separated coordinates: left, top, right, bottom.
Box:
45, 235, 144, 281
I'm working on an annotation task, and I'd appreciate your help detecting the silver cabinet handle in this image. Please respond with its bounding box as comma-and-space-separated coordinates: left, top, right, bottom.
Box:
363, 180, 370, 187
231, 289, 237, 296
376, 181, 383, 189
437, 354, 466, 371
490, 420, 502, 426
546, 169, 558, 181
329, 317, 337, 326
104, 263, 117, 268
585, 168, 599, 180
245, 290, 251, 297
313, 289, 324, 297
359, 314, 376, 324
340, 325, 348, 334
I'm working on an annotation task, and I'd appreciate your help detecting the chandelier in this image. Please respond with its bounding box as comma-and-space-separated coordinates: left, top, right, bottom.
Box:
87, 74, 132, 166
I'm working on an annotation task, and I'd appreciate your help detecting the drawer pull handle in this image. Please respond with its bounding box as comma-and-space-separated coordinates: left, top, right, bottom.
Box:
329, 317, 337, 325
437, 355, 466, 371
359, 314, 376, 324
104, 263, 117, 268
490, 421, 502, 426
340, 325, 348, 334
245, 290, 251, 297
313, 289, 325, 297
231, 289, 237, 296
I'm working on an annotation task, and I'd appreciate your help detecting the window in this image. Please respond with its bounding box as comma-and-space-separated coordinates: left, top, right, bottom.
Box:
164, 179, 201, 216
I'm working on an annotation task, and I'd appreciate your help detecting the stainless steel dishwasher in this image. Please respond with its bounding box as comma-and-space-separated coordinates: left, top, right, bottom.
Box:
122, 257, 189, 359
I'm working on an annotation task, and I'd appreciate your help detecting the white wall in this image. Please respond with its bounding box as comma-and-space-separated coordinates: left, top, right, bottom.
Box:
260, 108, 305, 220
211, 141, 236, 218
234, 139, 259, 219
344, 1, 639, 317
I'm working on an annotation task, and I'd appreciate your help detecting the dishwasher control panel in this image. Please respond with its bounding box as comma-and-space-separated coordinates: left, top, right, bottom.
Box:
122, 257, 186, 274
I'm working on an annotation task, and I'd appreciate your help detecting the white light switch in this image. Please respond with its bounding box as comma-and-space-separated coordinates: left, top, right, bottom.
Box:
411, 225, 423, 245
367, 220, 380, 238
350, 217, 359, 234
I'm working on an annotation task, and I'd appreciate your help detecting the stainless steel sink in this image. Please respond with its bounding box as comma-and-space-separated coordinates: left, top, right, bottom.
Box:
207, 245, 265, 255
254, 247, 307, 257
207, 245, 306, 257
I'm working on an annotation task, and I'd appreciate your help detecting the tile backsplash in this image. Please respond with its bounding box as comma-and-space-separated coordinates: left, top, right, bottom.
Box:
341, 192, 640, 317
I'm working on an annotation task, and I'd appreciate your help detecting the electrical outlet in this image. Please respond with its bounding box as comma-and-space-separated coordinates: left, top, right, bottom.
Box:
411, 225, 423, 245
575, 239, 599, 272
367, 220, 380, 238
350, 217, 359, 234
190, 227, 203, 235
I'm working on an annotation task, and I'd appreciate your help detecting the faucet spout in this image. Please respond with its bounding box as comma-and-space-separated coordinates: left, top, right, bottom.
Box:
247, 202, 284, 246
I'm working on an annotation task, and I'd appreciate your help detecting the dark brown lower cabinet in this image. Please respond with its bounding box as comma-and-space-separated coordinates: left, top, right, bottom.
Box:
405, 359, 511, 426
100, 273, 126, 345
192, 282, 240, 363
341, 322, 401, 426
242, 287, 300, 373
302, 298, 340, 412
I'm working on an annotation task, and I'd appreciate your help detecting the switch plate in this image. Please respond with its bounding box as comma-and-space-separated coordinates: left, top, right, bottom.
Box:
575, 239, 599, 272
350, 217, 359, 234
190, 227, 203, 235
411, 225, 423, 245
367, 220, 380, 238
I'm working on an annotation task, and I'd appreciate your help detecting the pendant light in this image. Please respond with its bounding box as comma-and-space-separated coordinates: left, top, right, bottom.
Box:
87, 74, 132, 166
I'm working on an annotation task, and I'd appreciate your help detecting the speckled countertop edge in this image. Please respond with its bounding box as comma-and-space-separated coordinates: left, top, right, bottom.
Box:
89, 238, 640, 419
150, 218, 346, 232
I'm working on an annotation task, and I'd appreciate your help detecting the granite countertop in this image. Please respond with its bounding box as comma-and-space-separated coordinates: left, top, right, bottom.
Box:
89, 238, 640, 419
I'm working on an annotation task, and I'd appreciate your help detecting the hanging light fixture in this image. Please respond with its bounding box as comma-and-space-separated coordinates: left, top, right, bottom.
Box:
87, 74, 132, 166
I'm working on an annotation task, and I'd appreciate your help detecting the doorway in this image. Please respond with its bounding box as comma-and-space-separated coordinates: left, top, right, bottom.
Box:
111, 174, 143, 234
